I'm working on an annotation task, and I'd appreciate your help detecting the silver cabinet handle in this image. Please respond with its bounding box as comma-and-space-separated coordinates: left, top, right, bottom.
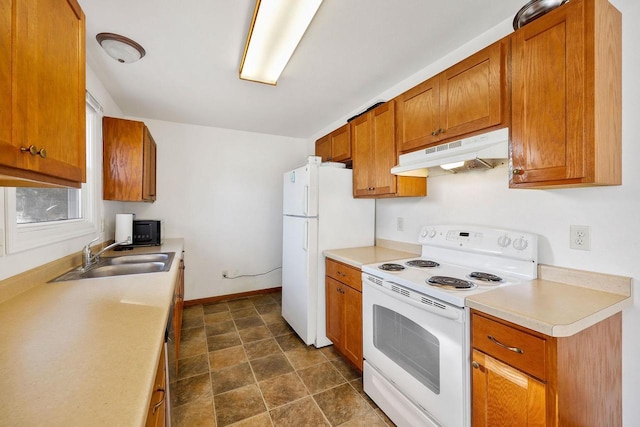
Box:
487, 335, 524, 354
152, 387, 166, 414
472, 361, 480, 369
513, 168, 524, 176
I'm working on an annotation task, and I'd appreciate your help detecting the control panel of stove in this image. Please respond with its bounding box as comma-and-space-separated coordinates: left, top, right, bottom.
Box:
418, 225, 538, 261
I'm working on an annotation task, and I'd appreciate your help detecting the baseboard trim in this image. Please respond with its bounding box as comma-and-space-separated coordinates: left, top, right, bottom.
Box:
184, 286, 282, 306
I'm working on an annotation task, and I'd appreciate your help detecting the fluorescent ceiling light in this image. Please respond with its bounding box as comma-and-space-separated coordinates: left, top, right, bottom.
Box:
240, 0, 323, 85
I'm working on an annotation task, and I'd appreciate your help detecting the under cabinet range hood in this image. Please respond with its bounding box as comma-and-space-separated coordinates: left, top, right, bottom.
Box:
391, 128, 509, 177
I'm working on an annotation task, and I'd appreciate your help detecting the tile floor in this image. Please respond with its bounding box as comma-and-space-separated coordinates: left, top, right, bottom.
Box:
168, 291, 394, 426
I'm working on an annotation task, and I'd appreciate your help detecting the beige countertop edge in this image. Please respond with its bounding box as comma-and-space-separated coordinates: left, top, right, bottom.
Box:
0, 238, 184, 426
323, 244, 419, 268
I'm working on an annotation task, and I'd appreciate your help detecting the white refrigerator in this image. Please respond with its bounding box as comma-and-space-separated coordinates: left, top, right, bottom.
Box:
282, 156, 375, 347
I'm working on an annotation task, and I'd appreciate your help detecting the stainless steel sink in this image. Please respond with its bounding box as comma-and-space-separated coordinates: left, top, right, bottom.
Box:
50, 252, 175, 282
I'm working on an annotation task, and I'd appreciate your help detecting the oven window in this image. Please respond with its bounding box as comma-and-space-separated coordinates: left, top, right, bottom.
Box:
372, 305, 440, 394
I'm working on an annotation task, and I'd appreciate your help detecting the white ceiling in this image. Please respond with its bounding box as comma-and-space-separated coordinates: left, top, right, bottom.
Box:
79, 0, 523, 138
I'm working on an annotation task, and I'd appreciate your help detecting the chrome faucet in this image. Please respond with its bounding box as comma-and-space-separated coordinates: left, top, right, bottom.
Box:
82, 236, 133, 269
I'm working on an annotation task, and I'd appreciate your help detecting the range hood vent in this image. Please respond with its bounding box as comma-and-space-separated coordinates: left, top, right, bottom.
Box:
391, 128, 509, 177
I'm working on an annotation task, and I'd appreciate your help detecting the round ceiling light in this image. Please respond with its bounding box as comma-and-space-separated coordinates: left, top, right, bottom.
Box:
96, 33, 146, 63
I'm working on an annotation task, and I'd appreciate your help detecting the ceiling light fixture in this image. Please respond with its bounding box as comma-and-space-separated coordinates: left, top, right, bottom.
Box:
239, 0, 323, 85
96, 33, 146, 63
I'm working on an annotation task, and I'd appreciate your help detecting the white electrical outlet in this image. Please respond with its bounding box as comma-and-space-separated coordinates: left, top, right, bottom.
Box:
570, 225, 591, 250
397, 217, 405, 232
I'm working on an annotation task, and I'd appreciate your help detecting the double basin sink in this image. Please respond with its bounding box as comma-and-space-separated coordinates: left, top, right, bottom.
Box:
51, 252, 176, 282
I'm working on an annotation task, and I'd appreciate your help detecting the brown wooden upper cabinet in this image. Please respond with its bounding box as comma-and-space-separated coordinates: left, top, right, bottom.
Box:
0, 0, 86, 188
396, 38, 509, 154
315, 124, 351, 163
352, 102, 426, 198
510, 0, 621, 188
103, 117, 157, 202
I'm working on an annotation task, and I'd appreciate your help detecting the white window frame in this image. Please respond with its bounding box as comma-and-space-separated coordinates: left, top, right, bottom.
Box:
3, 93, 103, 254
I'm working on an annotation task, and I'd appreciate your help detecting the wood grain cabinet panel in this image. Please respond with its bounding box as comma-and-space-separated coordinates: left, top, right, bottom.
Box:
325, 259, 363, 370
315, 124, 351, 163
471, 310, 622, 426
145, 343, 166, 427
352, 101, 425, 198
103, 117, 157, 202
396, 38, 509, 154
510, 0, 621, 188
0, 0, 86, 188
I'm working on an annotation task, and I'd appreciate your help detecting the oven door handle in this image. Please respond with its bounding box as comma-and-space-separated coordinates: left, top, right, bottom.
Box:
365, 280, 463, 322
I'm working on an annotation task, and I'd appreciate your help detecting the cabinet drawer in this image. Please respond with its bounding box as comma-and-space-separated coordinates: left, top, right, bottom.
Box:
326, 259, 361, 292
472, 313, 547, 381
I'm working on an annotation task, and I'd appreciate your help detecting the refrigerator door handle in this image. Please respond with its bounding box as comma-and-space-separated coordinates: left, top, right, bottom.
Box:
303, 220, 309, 251
303, 185, 309, 216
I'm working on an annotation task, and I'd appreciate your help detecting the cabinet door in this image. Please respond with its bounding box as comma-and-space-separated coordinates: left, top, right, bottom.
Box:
511, 2, 585, 185
11, 0, 85, 184
396, 76, 440, 153
370, 102, 397, 196
146, 344, 167, 427
330, 124, 351, 162
351, 113, 373, 196
342, 284, 362, 370
0, 0, 13, 169
174, 259, 185, 368
440, 39, 507, 141
315, 134, 331, 162
325, 277, 343, 347
143, 129, 157, 202
472, 350, 546, 427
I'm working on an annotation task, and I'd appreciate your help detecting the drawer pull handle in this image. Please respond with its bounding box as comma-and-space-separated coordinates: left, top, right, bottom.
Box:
152, 387, 166, 414
488, 335, 524, 354
337, 271, 346, 277
472, 361, 480, 369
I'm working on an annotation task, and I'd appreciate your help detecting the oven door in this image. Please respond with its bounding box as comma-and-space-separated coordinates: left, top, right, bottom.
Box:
362, 276, 468, 427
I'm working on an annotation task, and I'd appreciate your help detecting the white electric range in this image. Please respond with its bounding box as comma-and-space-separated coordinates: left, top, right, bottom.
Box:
361, 224, 538, 427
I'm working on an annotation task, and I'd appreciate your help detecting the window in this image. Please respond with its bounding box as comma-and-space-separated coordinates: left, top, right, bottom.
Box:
4, 93, 102, 254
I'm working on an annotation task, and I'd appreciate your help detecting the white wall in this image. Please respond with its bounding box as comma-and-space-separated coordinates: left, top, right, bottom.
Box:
119, 119, 309, 300
372, 0, 639, 424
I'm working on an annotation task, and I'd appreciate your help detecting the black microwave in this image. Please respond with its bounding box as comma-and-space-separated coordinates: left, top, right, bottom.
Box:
132, 220, 162, 246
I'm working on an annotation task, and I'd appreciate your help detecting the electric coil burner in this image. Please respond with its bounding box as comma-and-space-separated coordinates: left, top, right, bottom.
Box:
378, 263, 405, 271
427, 275, 477, 290
469, 272, 503, 282
405, 259, 440, 268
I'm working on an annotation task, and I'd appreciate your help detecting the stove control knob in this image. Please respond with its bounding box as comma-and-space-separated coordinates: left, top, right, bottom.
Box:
513, 238, 528, 251
428, 229, 437, 238
420, 228, 428, 238
497, 235, 512, 248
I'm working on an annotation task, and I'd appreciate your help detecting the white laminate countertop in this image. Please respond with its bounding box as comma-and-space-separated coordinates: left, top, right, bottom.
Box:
0, 238, 184, 426
323, 246, 419, 268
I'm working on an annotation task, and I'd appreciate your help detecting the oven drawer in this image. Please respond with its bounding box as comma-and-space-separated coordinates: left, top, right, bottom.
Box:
472, 312, 547, 381
326, 259, 361, 292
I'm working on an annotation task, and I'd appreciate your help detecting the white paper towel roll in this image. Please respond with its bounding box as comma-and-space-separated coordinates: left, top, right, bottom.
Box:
115, 214, 134, 243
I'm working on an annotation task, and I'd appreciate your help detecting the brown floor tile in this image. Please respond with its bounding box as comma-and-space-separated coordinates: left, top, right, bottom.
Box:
331, 357, 362, 381
210, 362, 255, 395
285, 346, 327, 370
255, 303, 280, 314
205, 320, 236, 337
339, 409, 389, 427
266, 321, 294, 337
177, 353, 209, 380
183, 305, 204, 320
274, 333, 306, 352
297, 362, 347, 394
207, 331, 242, 352
209, 345, 247, 371
231, 307, 259, 319
313, 383, 370, 426
181, 314, 204, 330
172, 397, 215, 427
234, 315, 264, 330
243, 338, 282, 360
258, 371, 308, 409
271, 292, 282, 304
238, 325, 272, 343
320, 345, 342, 361
350, 378, 377, 409
249, 294, 277, 307
269, 396, 328, 426
249, 353, 294, 382
204, 311, 232, 325
259, 311, 285, 324
227, 412, 272, 427
227, 298, 254, 311
179, 327, 208, 359
203, 301, 229, 314
174, 372, 213, 407
214, 384, 266, 426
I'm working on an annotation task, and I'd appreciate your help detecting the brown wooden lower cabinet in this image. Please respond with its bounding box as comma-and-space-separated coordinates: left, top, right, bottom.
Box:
325, 258, 363, 370
173, 257, 185, 372
471, 310, 622, 426
145, 343, 166, 427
